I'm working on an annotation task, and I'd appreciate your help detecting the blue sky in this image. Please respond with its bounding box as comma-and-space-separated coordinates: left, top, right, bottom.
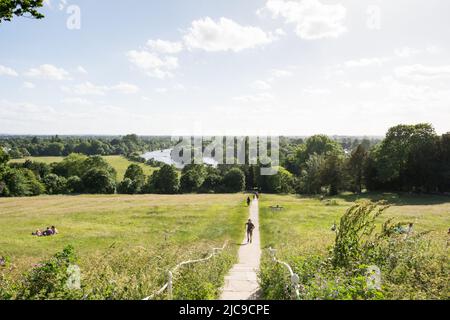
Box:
1, 0, 449, 135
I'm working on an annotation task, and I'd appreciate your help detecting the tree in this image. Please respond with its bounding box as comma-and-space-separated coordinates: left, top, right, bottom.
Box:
180, 165, 206, 193
438, 133, 450, 192
259, 166, 294, 194
0, 0, 45, 23
375, 124, 439, 191
124, 164, 145, 192
0, 148, 9, 195
346, 144, 368, 193
83, 155, 117, 181
52, 153, 87, 178
200, 173, 223, 193
320, 154, 344, 196
223, 168, 245, 193
294, 135, 344, 173
0, 147, 9, 173
81, 168, 116, 194
44, 142, 64, 156
22, 160, 51, 179
66, 176, 83, 194
117, 178, 137, 194
1, 168, 45, 196
146, 165, 179, 194
299, 154, 325, 194
43, 174, 67, 195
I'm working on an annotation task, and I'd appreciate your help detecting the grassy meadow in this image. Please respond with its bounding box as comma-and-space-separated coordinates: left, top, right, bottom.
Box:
258, 193, 450, 300
9, 155, 157, 181
0, 194, 248, 299
260, 193, 450, 255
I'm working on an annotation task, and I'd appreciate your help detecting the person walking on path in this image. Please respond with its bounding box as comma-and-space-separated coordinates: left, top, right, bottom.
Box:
246, 219, 255, 243
246, 196, 251, 206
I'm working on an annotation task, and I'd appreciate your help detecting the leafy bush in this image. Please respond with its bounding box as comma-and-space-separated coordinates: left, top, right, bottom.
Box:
145, 164, 179, 194
43, 174, 68, 195
81, 168, 116, 194
1, 168, 45, 197
66, 176, 83, 194
117, 178, 137, 194
260, 201, 449, 300
223, 168, 245, 193
9, 246, 82, 300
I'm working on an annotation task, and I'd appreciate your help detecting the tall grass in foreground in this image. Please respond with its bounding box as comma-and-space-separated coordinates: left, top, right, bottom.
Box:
0, 243, 237, 300
0, 194, 248, 300
260, 201, 449, 300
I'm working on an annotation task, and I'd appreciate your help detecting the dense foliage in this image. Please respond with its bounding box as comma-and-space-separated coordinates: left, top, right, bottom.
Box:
0, 135, 172, 158
0, 0, 44, 23
260, 201, 449, 300
1, 124, 449, 197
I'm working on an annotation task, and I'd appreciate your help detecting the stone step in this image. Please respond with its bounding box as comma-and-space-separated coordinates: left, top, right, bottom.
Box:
230, 264, 258, 271
220, 290, 258, 300
223, 279, 259, 292
225, 271, 258, 281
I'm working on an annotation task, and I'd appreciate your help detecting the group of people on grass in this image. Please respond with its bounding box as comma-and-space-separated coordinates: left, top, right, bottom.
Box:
32, 226, 58, 237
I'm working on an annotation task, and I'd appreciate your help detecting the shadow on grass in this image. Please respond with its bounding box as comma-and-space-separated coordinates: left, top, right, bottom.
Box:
330, 192, 450, 206
288, 192, 450, 206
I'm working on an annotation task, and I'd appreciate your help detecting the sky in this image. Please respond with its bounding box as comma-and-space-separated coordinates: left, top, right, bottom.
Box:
0, 0, 449, 136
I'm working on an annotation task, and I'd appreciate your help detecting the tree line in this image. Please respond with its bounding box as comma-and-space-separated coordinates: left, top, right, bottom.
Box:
1, 123, 449, 197
0, 134, 172, 158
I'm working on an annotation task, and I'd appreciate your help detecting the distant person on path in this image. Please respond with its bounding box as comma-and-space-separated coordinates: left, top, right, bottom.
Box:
247, 196, 251, 206
246, 219, 255, 243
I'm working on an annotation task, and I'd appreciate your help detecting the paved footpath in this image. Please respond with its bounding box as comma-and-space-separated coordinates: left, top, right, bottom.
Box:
220, 199, 261, 300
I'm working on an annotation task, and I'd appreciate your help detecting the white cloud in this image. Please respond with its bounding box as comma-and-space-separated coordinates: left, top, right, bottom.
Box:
233, 92, 275, 103
270, 68, 293, 78
147, 39, 183, 54
395, 64, 450, 81
0, 65, 19, 77
23, 82, 35, 89
111, 82, 140, 94
183, 17, 274, 52
301, 87, 331, 95
426, 45, 443, 55
76, 66, 88, 74
62, 81, 139, 96
261, 0, 347, 40
127, 50, 178, 79
344, 57, 389, 68
25, 64, 70, 80
358, 81, 377, 89
274, 28, 286, 36
155, 88, 168, 94
251, 80, 271, 90
394, 47, 421, 58
62, 82, 108, 95
61, 97, 93, 106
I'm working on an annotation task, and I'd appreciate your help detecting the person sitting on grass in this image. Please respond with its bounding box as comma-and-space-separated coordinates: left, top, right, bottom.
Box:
246, 219, 255, 244
51, 226, 59, 235
43, 227, 54, 236
32, 229, 43, 236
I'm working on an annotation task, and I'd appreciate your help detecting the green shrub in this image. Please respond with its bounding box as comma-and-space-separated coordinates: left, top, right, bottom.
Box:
13, 245, 82, 300
260, 201, 449, 300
